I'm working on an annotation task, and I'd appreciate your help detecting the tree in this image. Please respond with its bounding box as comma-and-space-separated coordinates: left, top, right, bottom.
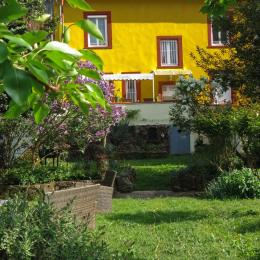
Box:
169, 76, 260, 169
0, 0, 57, 34
197, 0, 260, 101
201, 0, 237, 16
0, 0, 107, 123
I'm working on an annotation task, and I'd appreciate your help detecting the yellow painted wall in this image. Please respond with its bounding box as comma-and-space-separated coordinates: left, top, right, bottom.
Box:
62, 0, 214, 101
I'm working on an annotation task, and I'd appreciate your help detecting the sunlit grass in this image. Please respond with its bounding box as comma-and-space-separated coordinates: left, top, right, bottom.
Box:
97, 198, 260, 259
120, 155, 191, 190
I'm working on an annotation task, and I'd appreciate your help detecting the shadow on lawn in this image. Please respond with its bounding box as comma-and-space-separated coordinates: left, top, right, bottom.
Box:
105, 210, 208, 225
236, 219, 260, 234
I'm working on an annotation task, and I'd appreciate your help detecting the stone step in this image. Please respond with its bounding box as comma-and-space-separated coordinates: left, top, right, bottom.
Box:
114, 190, 203, 199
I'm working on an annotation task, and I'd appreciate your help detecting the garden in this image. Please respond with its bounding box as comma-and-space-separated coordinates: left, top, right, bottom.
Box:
0, 0, 260, 259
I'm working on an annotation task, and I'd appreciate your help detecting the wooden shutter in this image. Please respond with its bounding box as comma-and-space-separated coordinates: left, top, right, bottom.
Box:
136, 80, 141, 102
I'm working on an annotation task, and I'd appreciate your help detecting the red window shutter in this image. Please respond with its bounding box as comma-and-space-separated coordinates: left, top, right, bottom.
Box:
122, 81, 126, 101
136, 80, 141, 102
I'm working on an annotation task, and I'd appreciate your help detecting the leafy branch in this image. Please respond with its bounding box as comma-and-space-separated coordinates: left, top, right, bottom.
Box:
0, 0, 107, 123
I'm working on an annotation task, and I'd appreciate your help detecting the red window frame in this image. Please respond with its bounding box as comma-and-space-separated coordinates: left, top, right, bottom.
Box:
157, 36, 183, 69
83, 11, 112, 49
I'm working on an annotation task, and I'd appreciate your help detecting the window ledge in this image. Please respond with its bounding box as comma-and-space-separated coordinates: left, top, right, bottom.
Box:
84, 46, 112, 50
207, 45, 229, 49
157, 65, 183, 69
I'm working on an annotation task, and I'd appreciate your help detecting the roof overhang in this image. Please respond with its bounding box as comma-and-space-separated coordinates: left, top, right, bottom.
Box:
103, 73, 154, 81
154, 69, 192, 76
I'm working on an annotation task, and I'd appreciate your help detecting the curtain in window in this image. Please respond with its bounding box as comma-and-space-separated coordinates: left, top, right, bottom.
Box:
126, 80, 137, 102
160, 40, 178, 66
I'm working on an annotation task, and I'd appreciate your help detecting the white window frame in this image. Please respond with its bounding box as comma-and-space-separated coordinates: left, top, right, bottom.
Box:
210, 20, 228, 46
213, 87, 232, 105
126, 80, 137, 102
87, 15, 108, 47
160, 40, 179, 67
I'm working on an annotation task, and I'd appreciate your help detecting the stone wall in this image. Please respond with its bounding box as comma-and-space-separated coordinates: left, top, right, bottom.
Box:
114, 125, 169, 159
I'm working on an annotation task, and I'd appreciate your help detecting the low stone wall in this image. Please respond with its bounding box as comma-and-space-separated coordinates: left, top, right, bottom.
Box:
1, 181, 114, 229
97, 186, 113, 213
45, 185, 99, 229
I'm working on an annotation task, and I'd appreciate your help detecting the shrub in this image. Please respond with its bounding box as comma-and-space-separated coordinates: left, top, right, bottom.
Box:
0, 195, 134, 259
0, 160, 97, 185
206, 168, 260, 199
170, 164, 216, 192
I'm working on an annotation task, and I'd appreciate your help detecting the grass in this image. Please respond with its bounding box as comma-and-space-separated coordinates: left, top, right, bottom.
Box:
97, 197, 260, 260
120, 155, 191, 190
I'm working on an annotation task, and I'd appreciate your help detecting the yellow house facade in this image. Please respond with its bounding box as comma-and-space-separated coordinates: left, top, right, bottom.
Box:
60, 0, 226, 104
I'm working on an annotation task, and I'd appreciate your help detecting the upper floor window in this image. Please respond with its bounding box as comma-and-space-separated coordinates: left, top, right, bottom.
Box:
84, 12, 112, 49
157, 36, 183, 68
208, 19, 229, 47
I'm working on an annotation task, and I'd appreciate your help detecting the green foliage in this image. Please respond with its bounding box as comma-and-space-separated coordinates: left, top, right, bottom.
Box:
169, 76, 212, 130
66, 0, 92, 11
1, 165, 70, 185
207, 168, 260, 199
122, 156, 190, 190
0, 195, 133, 259
201, 0, 237, 17
232, 103, 260, 167
0, 114, 36, 168
75, 19, 104, 41
0, 0, 27, 23
0, 0, 106, 123
170, 77, 260, 170
109, 109, 140, 146
0, 0, 56, 35
197, 0, 260, 100
0, 159, 99, 185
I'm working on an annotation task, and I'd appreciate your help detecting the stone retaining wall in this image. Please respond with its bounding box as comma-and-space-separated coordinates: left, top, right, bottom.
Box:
45, 185, 100, 229
1, 181, 114, 229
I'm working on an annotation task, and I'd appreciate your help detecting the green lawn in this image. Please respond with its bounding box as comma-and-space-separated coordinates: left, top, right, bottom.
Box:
97, 198, 260, 260
121, 155, 191, 190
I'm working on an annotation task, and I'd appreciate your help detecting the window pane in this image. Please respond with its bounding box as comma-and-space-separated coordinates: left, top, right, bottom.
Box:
211, 21, 228, 45
212, 24, 220, 44
162, 85, 176, 101
126, 80, 137, 102
160, 40, 178, 66
88, 18, 98, 45
221, 30, 228, 44
87, 16, 108, 47
98, 18, 107, 45
89, 35, 98, 45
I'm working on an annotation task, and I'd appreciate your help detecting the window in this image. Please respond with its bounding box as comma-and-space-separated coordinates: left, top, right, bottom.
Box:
158, 82, 177, 101
126, 80, 137, 102
157, 36, 183, 68
208, 19, 228, 47
162, 85, 176, 101
84, 12, 112, 49
213, 87, 232, 104
122, 77, 141, 103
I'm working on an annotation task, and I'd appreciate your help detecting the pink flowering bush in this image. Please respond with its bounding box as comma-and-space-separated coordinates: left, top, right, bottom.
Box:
0, 62, 125, 166
66, 61, 126, 153
35, 61, 126, 155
